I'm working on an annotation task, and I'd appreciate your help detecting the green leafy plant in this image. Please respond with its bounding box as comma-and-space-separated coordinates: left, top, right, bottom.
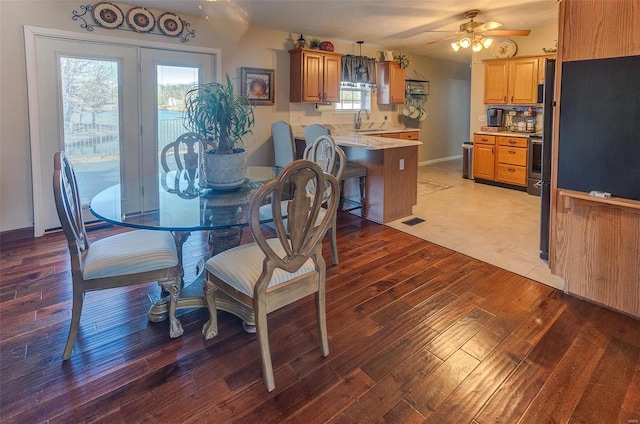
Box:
309, 38, 322, 49
395, 53, 411, 69
183, 74, 255, 155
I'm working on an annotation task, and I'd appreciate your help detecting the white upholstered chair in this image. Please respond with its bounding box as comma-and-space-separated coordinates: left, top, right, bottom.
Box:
203, 160, 340, 391
303, 124, 368, 218
259, 135, 345, 264
53, 151, 182, 360
271, 121, 296, 168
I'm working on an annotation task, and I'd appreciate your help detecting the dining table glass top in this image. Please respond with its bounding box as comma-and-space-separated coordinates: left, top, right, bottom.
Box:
90, 166, 278, 232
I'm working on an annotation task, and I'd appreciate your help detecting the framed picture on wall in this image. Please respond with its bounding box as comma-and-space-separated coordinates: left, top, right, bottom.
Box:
241, 67, 274, 105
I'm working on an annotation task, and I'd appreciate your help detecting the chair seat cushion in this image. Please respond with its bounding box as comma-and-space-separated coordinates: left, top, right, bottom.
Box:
258, 202, 326, 230
205, 238, 316, 298
82, 230, 178, 280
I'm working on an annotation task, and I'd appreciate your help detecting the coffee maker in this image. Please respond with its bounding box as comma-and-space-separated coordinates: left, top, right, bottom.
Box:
486, 108, 504, 127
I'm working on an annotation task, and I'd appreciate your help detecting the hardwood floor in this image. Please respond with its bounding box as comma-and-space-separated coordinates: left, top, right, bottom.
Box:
1, 212, 639, 423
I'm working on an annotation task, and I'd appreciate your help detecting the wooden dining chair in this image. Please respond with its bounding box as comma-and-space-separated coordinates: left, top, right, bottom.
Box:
203, 160, 340, 391
271, 121, 296, 168
258, 134, 345, 264
53, 151, 183, 360
303, 124, 368, 218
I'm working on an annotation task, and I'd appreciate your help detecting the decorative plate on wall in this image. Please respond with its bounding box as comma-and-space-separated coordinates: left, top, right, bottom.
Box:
157, 13, 183, 37
126, 7, 155, 33
92, 2, 124, 29
493, 39, 517, 58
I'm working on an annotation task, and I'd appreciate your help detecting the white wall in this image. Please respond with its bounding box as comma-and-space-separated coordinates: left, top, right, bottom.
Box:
0, 1, 471, 233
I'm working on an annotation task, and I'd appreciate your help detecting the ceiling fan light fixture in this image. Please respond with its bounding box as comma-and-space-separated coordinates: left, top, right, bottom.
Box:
459, 37, 471, 48
471, 41, 483, 52
481, 37, 494, 48
451, 41, 460, 52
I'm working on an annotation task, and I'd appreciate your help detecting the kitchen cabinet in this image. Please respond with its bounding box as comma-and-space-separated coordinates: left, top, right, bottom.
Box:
289, 48, 343, 103
484, 57, 539, 104
380, 131, 419, 140
495, 136, 527, 186
377, 61, 405, 105
473, 134, 496, 180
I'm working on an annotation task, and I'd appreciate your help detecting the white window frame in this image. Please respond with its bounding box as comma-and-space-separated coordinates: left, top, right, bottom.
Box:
334, 82, 372, 112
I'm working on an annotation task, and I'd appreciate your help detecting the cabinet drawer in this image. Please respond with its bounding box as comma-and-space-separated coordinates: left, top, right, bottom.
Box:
497, 146, 527, 166
381, 133, 400, 138
497, 136, 528, 147
473, 134, 496, 145
496, 164, 527, 186
399, 131, 419, 140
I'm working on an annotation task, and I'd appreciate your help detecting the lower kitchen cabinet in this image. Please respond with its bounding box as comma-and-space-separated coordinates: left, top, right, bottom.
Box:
495, 136, 527, 186
473, 134, 496, 180
473, 133, 529, 187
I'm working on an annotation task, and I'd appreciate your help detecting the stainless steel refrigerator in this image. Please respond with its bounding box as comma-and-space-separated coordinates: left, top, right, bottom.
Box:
539, 58, 555, 261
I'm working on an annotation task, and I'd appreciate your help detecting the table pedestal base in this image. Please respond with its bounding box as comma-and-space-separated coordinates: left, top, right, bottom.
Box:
148, 258, 256, 335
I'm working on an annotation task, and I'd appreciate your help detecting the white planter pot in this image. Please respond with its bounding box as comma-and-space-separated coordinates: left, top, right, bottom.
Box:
201, 148, 248, 189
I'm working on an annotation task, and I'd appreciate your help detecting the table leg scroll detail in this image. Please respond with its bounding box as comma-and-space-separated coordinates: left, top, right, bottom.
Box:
158, 279, 183, 338
202, 279, 218, 340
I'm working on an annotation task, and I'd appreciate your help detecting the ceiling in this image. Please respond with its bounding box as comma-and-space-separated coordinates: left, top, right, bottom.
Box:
139, 0, 559, 63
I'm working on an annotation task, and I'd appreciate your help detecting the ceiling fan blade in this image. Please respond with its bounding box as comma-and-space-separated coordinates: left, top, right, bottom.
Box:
475, 21, 503, 32
427, 34, 463, 45
485, 29, 532, 36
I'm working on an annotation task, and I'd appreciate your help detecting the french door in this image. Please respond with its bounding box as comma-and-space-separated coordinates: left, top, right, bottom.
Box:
25, 27, 217, 234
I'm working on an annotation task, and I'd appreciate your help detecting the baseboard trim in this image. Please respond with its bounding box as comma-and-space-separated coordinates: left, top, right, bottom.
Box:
419, 155, 462, 166
0, 226, 34, 243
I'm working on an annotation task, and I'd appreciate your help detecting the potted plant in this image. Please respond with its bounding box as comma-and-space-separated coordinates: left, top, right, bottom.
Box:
308, 38, 322, 49
183, 74, 255, 188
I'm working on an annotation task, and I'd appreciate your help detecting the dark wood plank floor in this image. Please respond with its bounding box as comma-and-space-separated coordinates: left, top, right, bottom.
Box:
1, 212, 639, 423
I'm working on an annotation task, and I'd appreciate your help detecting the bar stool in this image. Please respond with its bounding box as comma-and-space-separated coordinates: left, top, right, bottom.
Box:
303, 124, 367, 218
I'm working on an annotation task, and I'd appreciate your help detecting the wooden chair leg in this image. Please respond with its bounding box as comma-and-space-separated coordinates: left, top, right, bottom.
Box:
62, 289, 84, 360
254, 302, 275, 392
159, 279, 183, 338
316, 285, 329, 357
329, 216, 339, 265
202, 277, 219, 340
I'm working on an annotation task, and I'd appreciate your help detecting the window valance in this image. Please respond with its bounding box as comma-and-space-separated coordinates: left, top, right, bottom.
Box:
341, 55, 377, 85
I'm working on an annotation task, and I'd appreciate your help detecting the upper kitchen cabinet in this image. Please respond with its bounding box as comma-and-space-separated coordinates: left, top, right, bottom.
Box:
289, 48, 343, 103
484, 57, 539, 105
377, 61, 405, 105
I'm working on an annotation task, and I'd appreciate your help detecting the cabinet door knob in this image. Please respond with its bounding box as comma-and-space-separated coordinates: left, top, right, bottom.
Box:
509, 150, 516, 154
509, 140, 516, 144
508, 168, 515, 172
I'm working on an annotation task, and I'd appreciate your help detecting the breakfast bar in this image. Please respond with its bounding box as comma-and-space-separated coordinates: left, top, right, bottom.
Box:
295, 128, 422, 224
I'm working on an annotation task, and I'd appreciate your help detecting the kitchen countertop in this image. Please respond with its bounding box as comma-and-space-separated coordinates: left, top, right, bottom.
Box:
292, 125, 421, 150
475, 130, 541, 137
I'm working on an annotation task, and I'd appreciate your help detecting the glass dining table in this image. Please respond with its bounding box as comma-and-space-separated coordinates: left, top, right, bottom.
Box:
90, 166, 279, 336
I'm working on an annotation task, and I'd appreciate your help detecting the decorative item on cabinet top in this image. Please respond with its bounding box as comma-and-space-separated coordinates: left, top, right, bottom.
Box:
72, 3, 196, 42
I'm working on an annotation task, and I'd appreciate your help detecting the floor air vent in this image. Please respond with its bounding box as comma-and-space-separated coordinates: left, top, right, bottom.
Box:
402, 217, 425, 226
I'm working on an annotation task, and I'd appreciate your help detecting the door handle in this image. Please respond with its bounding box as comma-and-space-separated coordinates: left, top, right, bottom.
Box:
533, 180, 543, 188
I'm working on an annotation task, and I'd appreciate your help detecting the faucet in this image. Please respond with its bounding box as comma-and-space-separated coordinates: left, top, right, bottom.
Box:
355, 108, 370, 130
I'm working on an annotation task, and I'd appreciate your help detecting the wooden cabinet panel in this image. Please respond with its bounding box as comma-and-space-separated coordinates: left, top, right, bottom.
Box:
497, 136, 528, 148
484, 56, 542, 105
474, 134, 496, 145
497, 146, 527, 166
381, 133, 399, 138
508, 58, 539, 104
398, 131, 419, 140
289, 48, 342, 103
473, 144, 495, 180
484, 60, 509, 104
377, 61, 405, 104
496, 163, 527, 185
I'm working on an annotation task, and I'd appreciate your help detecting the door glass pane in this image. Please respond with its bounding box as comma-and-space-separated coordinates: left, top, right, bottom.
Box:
157, 65, 199, 169
60, 56, 121, 205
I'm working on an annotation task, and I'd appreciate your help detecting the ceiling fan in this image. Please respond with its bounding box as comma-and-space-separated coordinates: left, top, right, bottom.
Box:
427, 9, 531, 52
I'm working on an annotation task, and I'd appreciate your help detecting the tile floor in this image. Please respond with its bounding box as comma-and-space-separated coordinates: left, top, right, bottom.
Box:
387, 158, 566, 290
